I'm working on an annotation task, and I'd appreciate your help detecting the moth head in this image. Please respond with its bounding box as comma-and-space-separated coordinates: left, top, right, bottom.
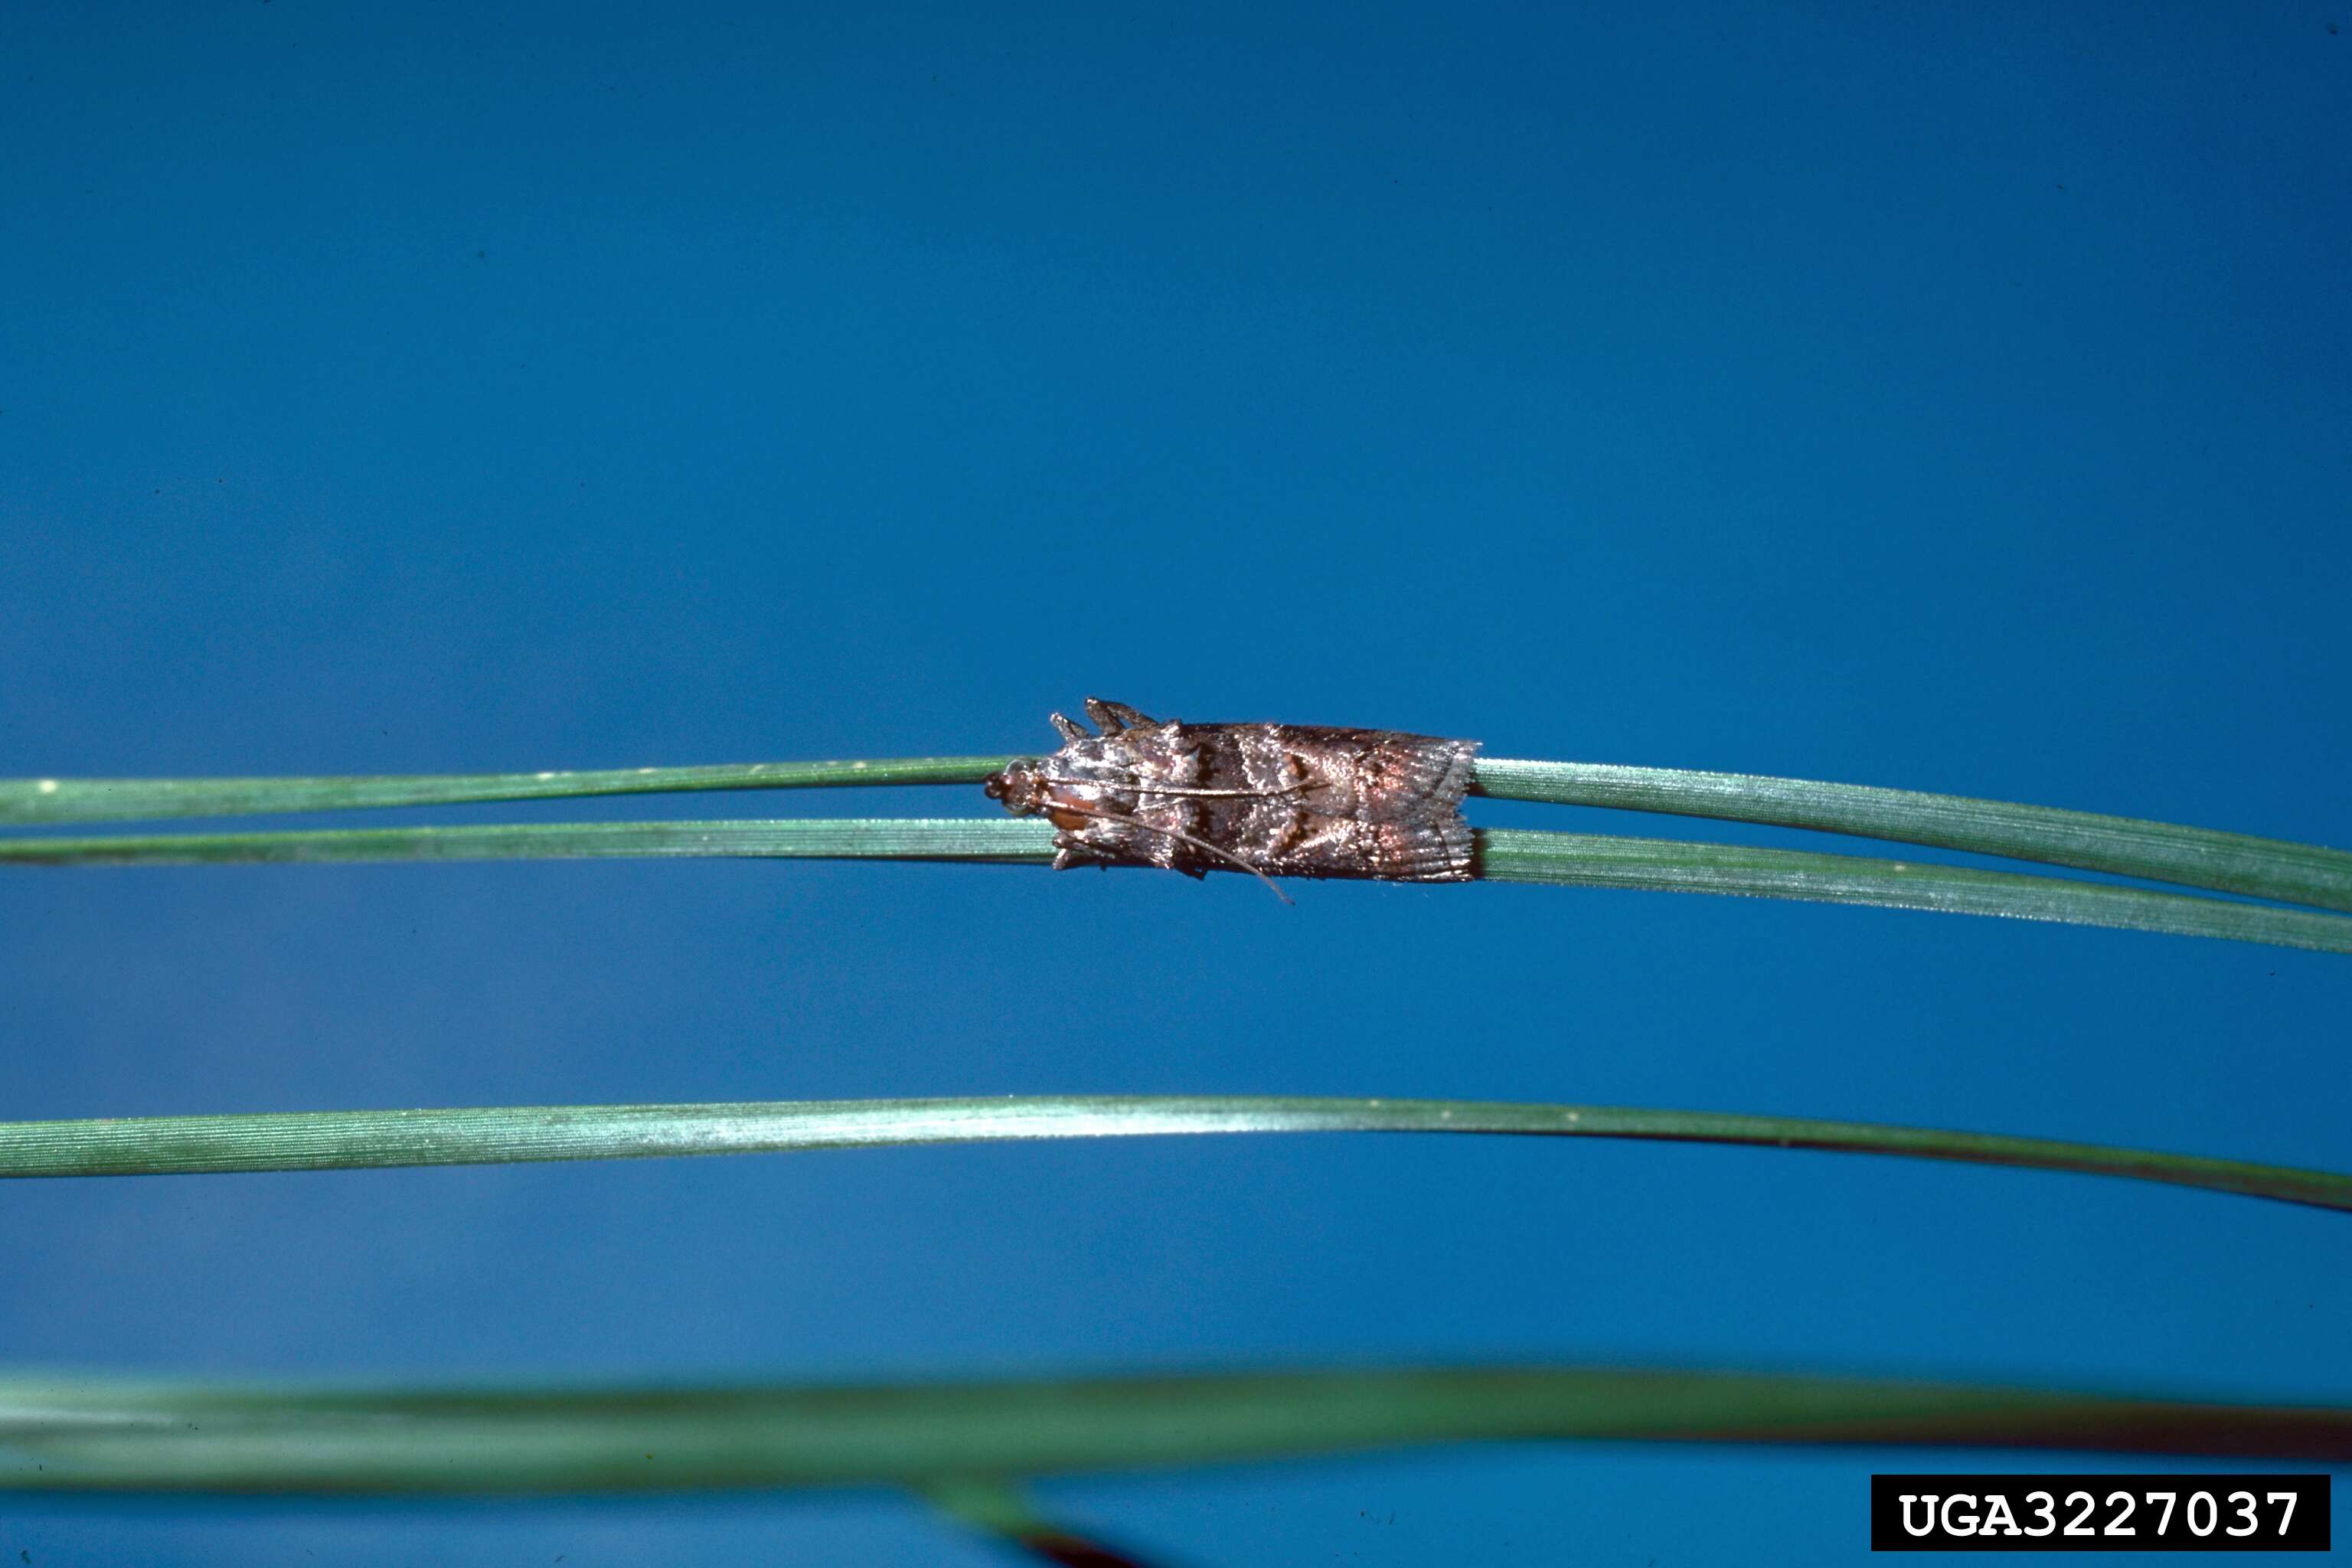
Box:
983, 760, 1046, 815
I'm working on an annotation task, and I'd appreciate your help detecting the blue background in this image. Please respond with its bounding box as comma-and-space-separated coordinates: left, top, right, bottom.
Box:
4, 2, 2347, 1561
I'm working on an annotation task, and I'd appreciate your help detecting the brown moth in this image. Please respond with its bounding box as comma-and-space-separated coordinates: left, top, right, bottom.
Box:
985, 697, 1481, 901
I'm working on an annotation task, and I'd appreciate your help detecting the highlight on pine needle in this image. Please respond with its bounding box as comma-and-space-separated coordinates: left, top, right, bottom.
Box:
5, 815, 2350, 955
4, 1094, 2347, 1214
8, 1364, 2352, 1497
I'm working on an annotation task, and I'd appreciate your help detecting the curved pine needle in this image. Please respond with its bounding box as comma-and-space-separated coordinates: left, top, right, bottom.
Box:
5, 1365, 2349, 1493
1473, 829, 2352, 953
0, 817, 1055, 867
1475, 759, 2352, 914
0, 757, 1014, 826
2, 1096, 2344, 1213
5, 817, 2348, 954
8, 753, 2344, 919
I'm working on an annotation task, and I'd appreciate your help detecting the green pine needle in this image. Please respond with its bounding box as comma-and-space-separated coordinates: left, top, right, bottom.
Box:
6, 1364, 2348, 1493
6, 751, 2344, 914
3, 1095, 2344, 1212
0, 757, 1011, 826
1475, 759, 2352, 913
0, 816, 1050, 867
6, 817, 2348, 953
1473, 829, 2352, 952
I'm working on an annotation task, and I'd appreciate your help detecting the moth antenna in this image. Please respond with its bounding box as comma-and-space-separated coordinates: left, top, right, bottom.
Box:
1049, 801, 1294, 905
1027, 769, 1309, 802
1128, 782, 1315, 800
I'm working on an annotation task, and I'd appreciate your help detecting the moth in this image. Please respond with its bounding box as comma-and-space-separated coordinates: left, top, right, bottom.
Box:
984, 698, 1481, 900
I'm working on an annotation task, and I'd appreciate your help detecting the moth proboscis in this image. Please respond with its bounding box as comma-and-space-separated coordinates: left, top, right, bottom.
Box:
984, 697, 1481, 901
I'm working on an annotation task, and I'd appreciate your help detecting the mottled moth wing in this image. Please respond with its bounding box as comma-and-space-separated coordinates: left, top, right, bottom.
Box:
1181, 724, 1478, 883
985, 700, 1481, 888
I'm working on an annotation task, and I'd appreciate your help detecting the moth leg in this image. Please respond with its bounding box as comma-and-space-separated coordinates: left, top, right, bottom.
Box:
1051, 831, 1116, 873
1085, 697, 1158, 732
1050, 711, 1090, 743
